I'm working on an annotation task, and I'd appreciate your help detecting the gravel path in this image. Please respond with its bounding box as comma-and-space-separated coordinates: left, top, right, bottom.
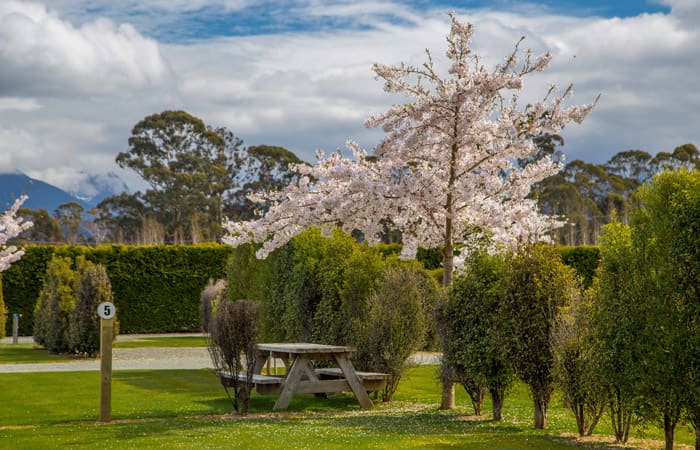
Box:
0, 334, 440, 373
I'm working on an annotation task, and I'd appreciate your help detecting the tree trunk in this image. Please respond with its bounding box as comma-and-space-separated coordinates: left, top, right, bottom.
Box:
439, 242, 455, 410
695, 424, 699, 450
463, 384, 486, 416
664, 411, 675, 450
440, 382, 456, 410
609, 387, 631, 443
533, 392, 548, 429
574, 402, 585, 437
490, 388, 505, 421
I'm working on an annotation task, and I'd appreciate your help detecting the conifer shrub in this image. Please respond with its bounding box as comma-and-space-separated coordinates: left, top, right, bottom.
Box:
69, 258, 116, 356
34, 256, 76, 353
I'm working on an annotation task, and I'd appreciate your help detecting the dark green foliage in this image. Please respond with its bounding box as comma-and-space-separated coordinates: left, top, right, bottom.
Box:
208, 299, 262, 414
69, 259, 115, 356
34, 256, 76, 353
440, 251, 513, 419
311, 231, 359, 347
559, 246, 600, 288
366, 266, 432, 402
628, 169, 700, 450
3, 244, 232, 336
502, 244, 580, 429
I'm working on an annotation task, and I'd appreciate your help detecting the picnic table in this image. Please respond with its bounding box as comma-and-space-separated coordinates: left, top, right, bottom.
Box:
218, 342, 388, 410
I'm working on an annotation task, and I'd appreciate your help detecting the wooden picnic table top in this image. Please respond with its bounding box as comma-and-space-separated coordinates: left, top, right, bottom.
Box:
255, 343, 357, 354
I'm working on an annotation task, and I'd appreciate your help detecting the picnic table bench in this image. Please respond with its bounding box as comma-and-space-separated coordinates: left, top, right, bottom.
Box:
216, 343, 389, 410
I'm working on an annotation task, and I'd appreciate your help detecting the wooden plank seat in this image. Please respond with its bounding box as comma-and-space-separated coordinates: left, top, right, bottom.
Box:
315, 368, 389, 392
217, 370, 284, 396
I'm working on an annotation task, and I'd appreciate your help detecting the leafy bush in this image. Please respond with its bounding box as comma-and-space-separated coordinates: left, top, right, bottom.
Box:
440, 250, 512, 419
366, 266, 431, 402
553, 286, 606, 436
34, 256, 76, 353
69, 259, 116, 356
208, 299, 262, 414
501, 244, 580, 429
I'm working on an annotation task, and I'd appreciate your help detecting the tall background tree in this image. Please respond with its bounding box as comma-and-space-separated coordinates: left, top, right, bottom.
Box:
116, 110, 238, 243
222, 15, 595, 409
93, 110, 302, 244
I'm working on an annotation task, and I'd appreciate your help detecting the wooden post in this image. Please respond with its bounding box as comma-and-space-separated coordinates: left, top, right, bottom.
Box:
12, 313, 19, 345
99, 317, 113, 423
96, 301, 116, 423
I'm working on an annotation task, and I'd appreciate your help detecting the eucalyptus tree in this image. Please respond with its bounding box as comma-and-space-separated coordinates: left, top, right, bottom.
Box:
117, 110, 242, 242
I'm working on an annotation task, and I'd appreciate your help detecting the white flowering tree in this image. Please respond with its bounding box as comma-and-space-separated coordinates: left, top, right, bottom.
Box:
223, 15, 595, 407
0, 195, 33, 272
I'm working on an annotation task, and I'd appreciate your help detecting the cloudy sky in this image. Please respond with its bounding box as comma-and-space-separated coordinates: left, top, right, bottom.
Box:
0, 0, 698, 195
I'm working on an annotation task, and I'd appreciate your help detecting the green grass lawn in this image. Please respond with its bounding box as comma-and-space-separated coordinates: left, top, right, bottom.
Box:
0, 343, 78, 364
0, 366, 694, 449
113, 335, 207, 348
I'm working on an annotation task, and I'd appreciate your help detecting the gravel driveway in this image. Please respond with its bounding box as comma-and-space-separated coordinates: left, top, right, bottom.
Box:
0, 334, 440, 373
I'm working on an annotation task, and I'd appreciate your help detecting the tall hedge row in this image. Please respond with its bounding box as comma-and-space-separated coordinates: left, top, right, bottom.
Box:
2, 244, 232, 336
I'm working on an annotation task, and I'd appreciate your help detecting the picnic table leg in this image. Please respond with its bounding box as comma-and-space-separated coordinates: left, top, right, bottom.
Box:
253, 349, 268, 374
335, 353, 373, 409
273, 355, 309, 410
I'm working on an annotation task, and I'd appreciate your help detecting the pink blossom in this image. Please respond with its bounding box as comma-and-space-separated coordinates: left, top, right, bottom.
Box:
222, 15, 594, 282
0, 195, 33, 272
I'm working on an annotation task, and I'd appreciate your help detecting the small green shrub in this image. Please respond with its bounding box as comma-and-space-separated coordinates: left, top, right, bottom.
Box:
553, 286, 607, 437
502, 244, 580, 429
440, 250, 513, 420
34, 256, 76, 353
208, 299, 262, 414
69, 259, 116, 357
366, 266, 429, 402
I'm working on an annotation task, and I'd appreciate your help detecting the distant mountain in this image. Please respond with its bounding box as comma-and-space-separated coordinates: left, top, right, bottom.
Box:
0, 173, 88, 212
66, 172, 130, 209
0, 171, 131, 213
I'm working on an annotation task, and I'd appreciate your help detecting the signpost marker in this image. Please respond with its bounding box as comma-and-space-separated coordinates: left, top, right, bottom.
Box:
12, 313, 19, 344
97, 302, 116, 423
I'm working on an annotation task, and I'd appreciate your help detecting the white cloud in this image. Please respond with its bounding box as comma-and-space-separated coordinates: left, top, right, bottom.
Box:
1, 0, 699, 195
0, 97, 42, 111
0, 1, 171, 97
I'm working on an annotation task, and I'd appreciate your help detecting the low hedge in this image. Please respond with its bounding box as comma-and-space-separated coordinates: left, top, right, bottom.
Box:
2, 244, 232, 336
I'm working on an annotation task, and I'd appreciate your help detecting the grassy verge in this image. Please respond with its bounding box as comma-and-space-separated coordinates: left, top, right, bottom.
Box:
0, 336, 207, 364
0, 344, 78, 364
0, 366, 694, 449
113, 336, 207, 348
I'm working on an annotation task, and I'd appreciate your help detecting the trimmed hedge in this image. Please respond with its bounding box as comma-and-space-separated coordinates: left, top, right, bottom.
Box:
2, 244, 232, 335
559, 246, 600, 288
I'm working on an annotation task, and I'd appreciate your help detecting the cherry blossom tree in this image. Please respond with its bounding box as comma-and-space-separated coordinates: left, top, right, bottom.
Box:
223, 15, 595, 407
0, 195, 33, 272
223, 16, 593, 271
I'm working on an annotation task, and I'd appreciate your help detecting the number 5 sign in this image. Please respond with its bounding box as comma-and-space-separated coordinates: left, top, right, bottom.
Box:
97, 302, 116, 320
